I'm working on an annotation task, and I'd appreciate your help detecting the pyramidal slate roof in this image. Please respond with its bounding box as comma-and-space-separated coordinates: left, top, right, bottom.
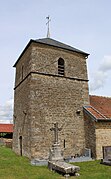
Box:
34, 38, 89, 56
14, 37, 89, 67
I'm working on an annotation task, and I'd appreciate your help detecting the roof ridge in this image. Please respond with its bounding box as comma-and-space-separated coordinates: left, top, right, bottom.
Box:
90, 95, 111, 99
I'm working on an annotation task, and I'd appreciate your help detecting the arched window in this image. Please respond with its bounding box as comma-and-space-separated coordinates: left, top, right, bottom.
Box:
58, 58, 65, 76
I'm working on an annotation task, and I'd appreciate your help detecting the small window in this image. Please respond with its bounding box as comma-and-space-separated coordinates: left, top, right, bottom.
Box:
64, 139, 66, 148
58, 58, 65, 76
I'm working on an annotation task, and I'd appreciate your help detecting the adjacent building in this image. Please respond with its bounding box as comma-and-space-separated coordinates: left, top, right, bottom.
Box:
84, 95, 111, 159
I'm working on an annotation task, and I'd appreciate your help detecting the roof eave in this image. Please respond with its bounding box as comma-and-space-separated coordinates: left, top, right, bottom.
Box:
83, 107, 111, 122
97, 118, 111, 122
83, 106, 98, 122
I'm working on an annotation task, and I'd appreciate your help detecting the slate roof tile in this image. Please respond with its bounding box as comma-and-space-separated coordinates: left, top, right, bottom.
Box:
35, 38, 89, 55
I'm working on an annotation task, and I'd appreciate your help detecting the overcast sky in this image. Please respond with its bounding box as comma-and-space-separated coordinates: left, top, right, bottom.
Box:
0, 0, 111, 123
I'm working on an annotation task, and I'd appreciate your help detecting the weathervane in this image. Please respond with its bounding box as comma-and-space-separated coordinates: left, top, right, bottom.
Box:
46, 15, 51, 38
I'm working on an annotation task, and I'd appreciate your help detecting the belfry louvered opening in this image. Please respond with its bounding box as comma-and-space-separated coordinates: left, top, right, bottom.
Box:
58, 58, 65, 76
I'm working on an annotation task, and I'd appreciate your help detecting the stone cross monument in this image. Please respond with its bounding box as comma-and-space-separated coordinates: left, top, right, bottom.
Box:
50, 122, 62, 144
48, 122, 80, 176
49, 122, 63, 161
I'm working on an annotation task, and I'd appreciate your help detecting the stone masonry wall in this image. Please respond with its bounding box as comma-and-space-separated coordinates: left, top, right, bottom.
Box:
15, 45, 32, 87
29, 42, 89, 159
29, 73, 89, 159
13, 75, 32, 158
84, 113, 96, 158
31, 42, 88, 80
13, 41, 89, 159
95, 122, 111, 159
84, 115, 111, 159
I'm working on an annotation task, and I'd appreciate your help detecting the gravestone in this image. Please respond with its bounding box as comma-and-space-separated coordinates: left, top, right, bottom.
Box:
48, 122, 80, 176
65, 148, 92, 163
101, 146, 111, 165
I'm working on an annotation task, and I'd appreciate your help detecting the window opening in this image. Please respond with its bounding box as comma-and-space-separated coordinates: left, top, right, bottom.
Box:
64, 139, 66, 148
58, 58, 64, 76
19, 136, 22, 156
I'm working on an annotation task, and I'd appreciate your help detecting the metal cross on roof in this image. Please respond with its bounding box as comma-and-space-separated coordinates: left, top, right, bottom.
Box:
46, 15, 51, 38
50, 122, 62, 144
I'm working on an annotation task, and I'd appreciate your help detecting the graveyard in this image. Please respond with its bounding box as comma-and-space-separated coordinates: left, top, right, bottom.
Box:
1, 146, 111, 179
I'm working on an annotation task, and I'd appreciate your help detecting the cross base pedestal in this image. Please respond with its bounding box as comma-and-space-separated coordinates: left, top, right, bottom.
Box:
49, 143, 63, 161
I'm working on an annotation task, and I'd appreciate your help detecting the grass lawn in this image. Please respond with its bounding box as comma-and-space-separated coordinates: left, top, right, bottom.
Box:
0, 147, 111, 179
73, 161, 111, 179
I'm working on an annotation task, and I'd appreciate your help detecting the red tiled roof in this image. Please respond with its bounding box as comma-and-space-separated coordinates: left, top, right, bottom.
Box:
90, 95, 111, 119
84, 95, 111, 121
85, 106, 104, 119
0, 124, 13, 133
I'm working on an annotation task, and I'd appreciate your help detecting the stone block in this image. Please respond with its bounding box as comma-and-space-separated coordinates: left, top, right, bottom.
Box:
48, 161, 80, 175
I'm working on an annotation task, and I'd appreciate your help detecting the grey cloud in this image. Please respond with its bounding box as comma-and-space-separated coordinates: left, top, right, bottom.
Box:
0, 99, 13, 124
89, 55, 111, 92
99, 56, 111, 72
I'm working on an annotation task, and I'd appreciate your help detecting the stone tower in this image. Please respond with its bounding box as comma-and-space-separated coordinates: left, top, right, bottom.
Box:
13, 38, 89, 160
